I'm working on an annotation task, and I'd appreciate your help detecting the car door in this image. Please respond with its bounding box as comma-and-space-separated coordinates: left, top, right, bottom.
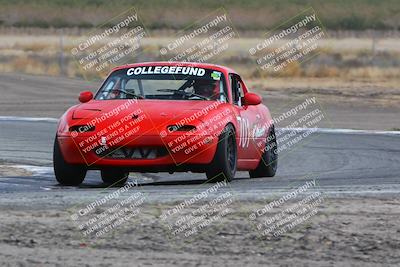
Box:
229, 74, 259, 160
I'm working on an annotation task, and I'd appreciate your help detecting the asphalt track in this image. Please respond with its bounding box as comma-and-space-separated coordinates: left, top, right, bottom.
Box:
1, 117, 399, 201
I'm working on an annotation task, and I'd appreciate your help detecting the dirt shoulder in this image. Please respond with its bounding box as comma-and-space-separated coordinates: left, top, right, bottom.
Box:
0, 196, 399, 266
250, 77, 400, 109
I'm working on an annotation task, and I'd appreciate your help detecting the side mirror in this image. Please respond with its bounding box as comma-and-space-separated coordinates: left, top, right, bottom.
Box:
79, 91, 93, 103
243, 92, 262, 106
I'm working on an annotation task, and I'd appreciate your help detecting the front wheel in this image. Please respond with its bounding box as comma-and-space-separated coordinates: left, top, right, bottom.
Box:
101, 169, 129, 186
53, 137, 87, 186
206, 124, 237, 182
249, 126, 278, 178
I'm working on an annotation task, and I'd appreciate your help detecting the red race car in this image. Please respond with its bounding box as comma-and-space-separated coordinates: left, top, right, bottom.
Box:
54, 62, 278, 185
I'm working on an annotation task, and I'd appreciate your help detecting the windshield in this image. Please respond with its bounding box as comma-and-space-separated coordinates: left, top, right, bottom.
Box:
95, 66, 228, 101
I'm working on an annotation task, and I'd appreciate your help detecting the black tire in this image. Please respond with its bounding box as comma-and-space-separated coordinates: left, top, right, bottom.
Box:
206, 124, 237, 182
101, 169, 129, 186
249, 126, 278, 178
53, 137, 87, 186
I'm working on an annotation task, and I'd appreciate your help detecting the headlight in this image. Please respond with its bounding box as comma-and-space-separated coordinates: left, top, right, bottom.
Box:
69, 125, 95, 133
167, 125, 196, 132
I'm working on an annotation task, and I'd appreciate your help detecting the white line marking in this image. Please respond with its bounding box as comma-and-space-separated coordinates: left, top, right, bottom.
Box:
0, 116, 58, 122
0, 116, 399, 135
279, 127, 400, 135
14, 165, 53, 176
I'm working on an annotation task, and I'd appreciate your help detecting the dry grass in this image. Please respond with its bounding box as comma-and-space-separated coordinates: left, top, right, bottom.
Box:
0, 35, 399, 83
248, 64, 400, 79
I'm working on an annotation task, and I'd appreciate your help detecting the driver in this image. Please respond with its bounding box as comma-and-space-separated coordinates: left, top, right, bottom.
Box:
193, 79, 219, 100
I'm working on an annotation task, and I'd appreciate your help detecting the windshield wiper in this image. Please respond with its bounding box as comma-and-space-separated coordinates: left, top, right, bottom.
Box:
156, 89, 210, 100
117, 89, 144, 99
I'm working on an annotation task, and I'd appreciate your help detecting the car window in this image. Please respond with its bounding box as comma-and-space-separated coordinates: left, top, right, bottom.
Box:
230, 74, 243, 106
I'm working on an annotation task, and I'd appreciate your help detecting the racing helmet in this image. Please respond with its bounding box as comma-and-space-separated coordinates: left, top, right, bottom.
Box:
193, 79, 220, 99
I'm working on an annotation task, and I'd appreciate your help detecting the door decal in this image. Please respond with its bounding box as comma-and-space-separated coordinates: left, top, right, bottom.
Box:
239, 117, 250, 148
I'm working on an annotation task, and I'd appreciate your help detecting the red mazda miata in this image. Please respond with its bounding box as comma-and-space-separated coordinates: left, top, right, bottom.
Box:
54, 62, 278, 185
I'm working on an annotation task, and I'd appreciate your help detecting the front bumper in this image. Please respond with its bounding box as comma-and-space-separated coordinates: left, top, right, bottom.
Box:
57, 133, 218, 169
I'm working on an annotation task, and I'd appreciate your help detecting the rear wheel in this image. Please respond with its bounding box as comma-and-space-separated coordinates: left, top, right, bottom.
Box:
53, 137, 87, 186
206, 124, 237, 182
101, 169, 129, 186
249, 126, 278, 178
